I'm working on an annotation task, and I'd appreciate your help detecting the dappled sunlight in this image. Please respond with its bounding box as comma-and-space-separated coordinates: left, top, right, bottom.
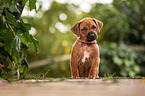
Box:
59, 13, 67, 21
22, 0, 113, 17
29, 27, 36, 36
55, 22, 68, 33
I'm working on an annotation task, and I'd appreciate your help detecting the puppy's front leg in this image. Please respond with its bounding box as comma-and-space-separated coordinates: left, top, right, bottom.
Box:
70, 57, 79, 78
88, 58, 100, 78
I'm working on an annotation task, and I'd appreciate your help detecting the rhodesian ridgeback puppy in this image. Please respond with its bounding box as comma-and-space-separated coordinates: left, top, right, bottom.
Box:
70, 18, 103, 78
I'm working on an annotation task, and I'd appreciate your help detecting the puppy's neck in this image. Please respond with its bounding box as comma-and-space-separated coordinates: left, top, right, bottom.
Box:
77, 37, 97, 44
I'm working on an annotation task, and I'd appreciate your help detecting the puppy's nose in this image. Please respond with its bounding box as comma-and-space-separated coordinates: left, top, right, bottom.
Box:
88, 32, 96, 38
86, 32, 97, 41
90, 33, 95, 37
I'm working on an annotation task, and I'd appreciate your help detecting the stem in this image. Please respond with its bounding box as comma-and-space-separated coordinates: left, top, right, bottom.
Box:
17, 67, 20, 79
17, 38, 21, 79
8, 24, 15, 36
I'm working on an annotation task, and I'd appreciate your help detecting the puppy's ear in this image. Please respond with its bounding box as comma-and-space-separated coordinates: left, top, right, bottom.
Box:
71, 21, 81, 36
93, 19, 103, 32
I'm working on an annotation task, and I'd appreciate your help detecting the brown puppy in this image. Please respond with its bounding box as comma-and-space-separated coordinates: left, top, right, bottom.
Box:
70, 18, 103, 78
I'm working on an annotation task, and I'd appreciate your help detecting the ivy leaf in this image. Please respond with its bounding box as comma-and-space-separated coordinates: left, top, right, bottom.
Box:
10, 36, 21, 64
14, 21, 28, 34
19, 19, 32, 31
29, 0, 37, 11
1, 0, 11, 5
28, 33, 39, 57
0, 10, 3, 14
19, 58, 29, 76
3, 30, 14, 53
22, 0, 28, 6
113, 56, 123, 66
18, 33, 31, 46
4, 9, 16, 23
21, 42, 28, 58
9, 4, 17, 12
18, 32, 39, 58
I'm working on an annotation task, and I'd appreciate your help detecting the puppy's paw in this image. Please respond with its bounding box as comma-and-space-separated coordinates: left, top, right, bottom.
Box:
88, 75, 100, 79
88, 75, 96, 79
71, 76, 80, 79
96, 75, 99, 78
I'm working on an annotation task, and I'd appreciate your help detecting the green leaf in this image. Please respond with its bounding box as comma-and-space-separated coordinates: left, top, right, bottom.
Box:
0, 10, 3, 14
14, 21, 27, 34
9, 4, 17, 12
22, 0, 28, 6
24, 23, 32, 30
113, 56, 123, 66
0, 42, 4, 47
21, 42, 28, 58
19, 19, 32, 31
129, 71, 135, 77
28, 33, 39, 57
11, 48, 19, 64
3, 30, 14, 53
18, 32, 39, 57
124, 59, 131, 67
19, 58, 29, 76
29, 0, 37, 11
1, 0, 11, 5
133, 65, 140, 73
18, 33, 31, 46
4, 9, 16, 23
10, 36, 21, 64
11, 36, 20, 52
120, 70, 127, 77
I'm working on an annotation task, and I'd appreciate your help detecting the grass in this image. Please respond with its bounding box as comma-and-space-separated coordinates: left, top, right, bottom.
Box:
102, 73, 120, 83
1, 70, 144, 83
34, 70, 50, 79
102, 73, 116, 81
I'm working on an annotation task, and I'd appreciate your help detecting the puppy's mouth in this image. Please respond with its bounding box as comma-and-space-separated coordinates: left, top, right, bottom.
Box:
86, 32, 97, 42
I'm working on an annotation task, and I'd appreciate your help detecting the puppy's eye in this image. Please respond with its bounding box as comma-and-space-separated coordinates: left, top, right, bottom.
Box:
92, 26, 96, 29
81, 28, 87, 31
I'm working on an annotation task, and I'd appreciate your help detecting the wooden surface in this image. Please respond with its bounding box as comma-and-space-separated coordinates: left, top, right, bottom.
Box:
0, 78, 145, 96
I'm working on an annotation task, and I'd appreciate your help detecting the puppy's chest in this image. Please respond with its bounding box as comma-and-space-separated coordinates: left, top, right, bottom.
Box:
77, 46, 94, 64
73, 42, 99, 64
81, 50, 90, 63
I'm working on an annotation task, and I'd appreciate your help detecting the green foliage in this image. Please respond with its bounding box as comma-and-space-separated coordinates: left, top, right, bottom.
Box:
0, 0, 38, 79
100, 42, 142, 77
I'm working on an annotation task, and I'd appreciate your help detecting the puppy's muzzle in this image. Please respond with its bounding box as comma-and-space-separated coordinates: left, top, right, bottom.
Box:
86, 31, 97, 41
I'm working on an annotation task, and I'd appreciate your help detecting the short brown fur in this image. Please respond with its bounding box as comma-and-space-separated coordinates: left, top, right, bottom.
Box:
70, 18, 103, 78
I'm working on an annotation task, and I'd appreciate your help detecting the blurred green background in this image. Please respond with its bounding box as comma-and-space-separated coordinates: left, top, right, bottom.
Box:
22, 0, 145, 77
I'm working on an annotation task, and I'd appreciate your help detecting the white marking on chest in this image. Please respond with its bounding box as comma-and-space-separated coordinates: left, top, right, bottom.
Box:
82, 51, 90, 63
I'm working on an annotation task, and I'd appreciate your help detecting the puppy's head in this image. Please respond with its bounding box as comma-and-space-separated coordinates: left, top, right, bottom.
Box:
71, 18, 103, 42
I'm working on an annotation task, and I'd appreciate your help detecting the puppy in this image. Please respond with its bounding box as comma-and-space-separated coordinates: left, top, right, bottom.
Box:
70, 18, 103, 78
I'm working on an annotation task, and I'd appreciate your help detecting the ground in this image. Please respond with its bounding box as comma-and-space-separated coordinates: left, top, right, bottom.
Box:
0, 78, 145, 96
